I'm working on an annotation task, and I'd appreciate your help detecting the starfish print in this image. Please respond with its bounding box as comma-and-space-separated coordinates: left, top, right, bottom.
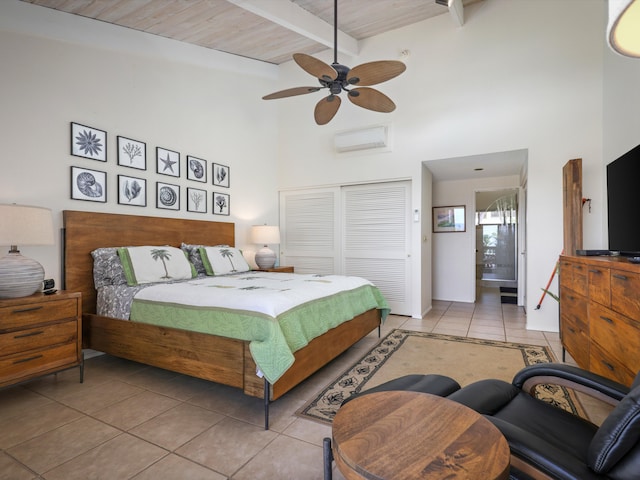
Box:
160, 153, 177, 173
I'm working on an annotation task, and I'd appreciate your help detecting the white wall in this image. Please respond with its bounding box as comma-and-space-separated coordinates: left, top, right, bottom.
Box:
275, 0, 605, 330
0, 0, 281, 288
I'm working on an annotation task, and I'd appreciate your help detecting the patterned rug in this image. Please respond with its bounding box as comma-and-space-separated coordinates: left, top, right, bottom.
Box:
298, 329, 584, 425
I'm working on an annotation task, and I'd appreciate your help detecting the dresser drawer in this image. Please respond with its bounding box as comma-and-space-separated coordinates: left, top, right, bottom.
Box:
560, 260, 588, 296
588, 265, 610, 307
0, 342, 79, 386
0, 298, 78, 330
570, 262, 588, 296
0, 320, 77, 356
589, 302, 640, 381
611, 269, 640, 319
561, 315, 590, 368
589, 340, 636, 387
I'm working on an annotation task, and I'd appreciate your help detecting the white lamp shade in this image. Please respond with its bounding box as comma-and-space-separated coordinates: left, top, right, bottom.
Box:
250, 225, 280, 269
250, 225, 280, 245
0, 204, 54, 247
0, 204, 54, 298
608, 0, 640, 58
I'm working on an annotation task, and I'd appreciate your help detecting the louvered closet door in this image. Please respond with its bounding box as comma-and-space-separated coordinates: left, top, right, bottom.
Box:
280, 188, 340, 274
342, 182, 411, 315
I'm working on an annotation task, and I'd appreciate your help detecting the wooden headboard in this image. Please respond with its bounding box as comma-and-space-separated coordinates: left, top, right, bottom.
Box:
63, 210, 235, 314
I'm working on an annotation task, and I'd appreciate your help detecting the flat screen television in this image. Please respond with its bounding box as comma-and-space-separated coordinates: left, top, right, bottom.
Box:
607, 143, 640, 256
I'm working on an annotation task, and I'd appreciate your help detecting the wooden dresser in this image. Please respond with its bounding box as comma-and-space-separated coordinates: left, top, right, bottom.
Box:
559, 255, 640, 386
0, 291, 83, 388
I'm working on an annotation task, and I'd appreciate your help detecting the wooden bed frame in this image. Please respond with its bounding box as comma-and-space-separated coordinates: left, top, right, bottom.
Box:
63, 210, 381, 427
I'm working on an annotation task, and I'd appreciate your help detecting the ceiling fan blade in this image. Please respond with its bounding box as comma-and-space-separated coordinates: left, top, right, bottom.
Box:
314, 95, 342, 125
348, 87, 396, 113
293, 53, 338, 81
346, 61, 407, 86
262, 86, 322, 100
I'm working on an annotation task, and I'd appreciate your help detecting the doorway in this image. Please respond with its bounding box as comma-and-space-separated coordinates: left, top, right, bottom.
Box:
475, 189, 518, 294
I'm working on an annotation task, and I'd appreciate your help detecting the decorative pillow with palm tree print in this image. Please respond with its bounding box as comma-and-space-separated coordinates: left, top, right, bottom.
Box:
199, 246, 250, 276
117, 246, 196, 286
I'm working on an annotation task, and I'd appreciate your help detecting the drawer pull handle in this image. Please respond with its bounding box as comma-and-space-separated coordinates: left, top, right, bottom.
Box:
588, 269, 601, 274
13, 354, 43, 365
14, 330, 44, 339
11, 306, 43, 314
568, 327, 576, 333
601, 360, 615, 372
613, 274, 628, 281
600, 316, 614, 324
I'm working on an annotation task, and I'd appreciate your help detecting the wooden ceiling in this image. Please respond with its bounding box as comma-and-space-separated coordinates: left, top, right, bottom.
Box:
21, 0, 481, 65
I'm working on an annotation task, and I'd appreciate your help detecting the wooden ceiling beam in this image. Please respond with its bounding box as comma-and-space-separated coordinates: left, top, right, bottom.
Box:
226, 0, 360, 58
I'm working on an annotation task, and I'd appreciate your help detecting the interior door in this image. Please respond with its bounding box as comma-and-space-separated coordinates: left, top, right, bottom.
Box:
518, 184, 527, 307
280, 188, 340, 274
342, 182, 412, 315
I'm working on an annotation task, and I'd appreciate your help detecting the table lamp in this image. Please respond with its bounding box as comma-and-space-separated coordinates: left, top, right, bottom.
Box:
0, 204, 54, 298
250, 225, 280, 269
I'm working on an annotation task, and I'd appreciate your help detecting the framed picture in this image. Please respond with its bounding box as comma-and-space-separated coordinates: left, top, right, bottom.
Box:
118, 175, 146, 207
433, 205, 466, 232
156, 147, 180, 177
212, 163, 230, 188
70, 166, 106, 202
71, 122, 106, 161
187, 187, 207, 213
186, 155, 207, 183
213, 192, 230, 216
157, 182, 180, 210
117, 136, 146, 170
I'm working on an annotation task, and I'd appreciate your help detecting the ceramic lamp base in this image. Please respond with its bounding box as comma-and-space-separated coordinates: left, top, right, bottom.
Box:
0, 251, 44, 298
255, 246, 277, 269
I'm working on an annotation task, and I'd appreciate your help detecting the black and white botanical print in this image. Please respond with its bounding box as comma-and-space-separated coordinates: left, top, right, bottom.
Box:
187, 187, 207, 213
71, 122, 107, 161
71, 166, 107, 202
213, 191, 230, 216
118, 175, 146, 207
157, 182, 180, 210
157, 147, 180, 177
186, 155, 207, 183
117, 136, 146, 170
212, 163, 230, 188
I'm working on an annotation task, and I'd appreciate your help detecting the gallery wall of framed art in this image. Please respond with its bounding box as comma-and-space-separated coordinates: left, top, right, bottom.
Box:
69, 121, 232, 216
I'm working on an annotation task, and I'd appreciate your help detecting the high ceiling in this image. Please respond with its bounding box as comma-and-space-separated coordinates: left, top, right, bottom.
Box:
21, 0, 480, 65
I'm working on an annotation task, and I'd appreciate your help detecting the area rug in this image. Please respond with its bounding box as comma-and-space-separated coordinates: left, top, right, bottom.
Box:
297, 329, 584, 425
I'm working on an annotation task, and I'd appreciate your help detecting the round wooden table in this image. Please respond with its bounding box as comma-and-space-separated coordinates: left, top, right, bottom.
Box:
332, 391, 510, 480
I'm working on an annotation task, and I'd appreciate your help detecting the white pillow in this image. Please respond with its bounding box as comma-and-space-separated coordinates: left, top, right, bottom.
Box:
118, 246, 196, 285
199, 246, 250, 275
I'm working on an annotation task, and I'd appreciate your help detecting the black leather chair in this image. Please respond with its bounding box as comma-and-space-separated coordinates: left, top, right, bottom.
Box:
442, 364, 640, 479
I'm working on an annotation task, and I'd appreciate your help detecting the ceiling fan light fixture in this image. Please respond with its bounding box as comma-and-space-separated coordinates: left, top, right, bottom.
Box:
262, 0, 405, 125
608, 0, 640, 57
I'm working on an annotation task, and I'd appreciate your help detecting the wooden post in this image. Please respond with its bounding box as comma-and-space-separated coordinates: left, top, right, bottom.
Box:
563, 158, 583, 255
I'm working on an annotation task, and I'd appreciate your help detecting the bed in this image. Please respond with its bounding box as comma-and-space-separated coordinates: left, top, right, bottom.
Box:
62, 210, 386, 428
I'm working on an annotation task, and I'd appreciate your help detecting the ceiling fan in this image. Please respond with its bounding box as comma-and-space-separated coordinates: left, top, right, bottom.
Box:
262, 0, 407, 125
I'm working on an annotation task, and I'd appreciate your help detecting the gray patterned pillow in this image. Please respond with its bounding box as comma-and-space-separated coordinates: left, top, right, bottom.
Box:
91, 247, 128, 288
181, 243, 230, 276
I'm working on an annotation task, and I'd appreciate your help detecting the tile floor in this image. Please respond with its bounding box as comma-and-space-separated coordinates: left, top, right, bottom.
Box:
0, 287, 591, 479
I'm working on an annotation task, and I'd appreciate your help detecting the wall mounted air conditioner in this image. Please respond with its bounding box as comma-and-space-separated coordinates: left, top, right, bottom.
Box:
334, 125, 388, 153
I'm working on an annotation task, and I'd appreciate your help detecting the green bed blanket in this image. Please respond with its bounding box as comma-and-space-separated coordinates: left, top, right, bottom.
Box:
129, 272, 389, 383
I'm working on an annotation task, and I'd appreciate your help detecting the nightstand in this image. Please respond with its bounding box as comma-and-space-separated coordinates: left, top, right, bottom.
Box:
255, 266, 294, 273
0, 291, 83, 388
